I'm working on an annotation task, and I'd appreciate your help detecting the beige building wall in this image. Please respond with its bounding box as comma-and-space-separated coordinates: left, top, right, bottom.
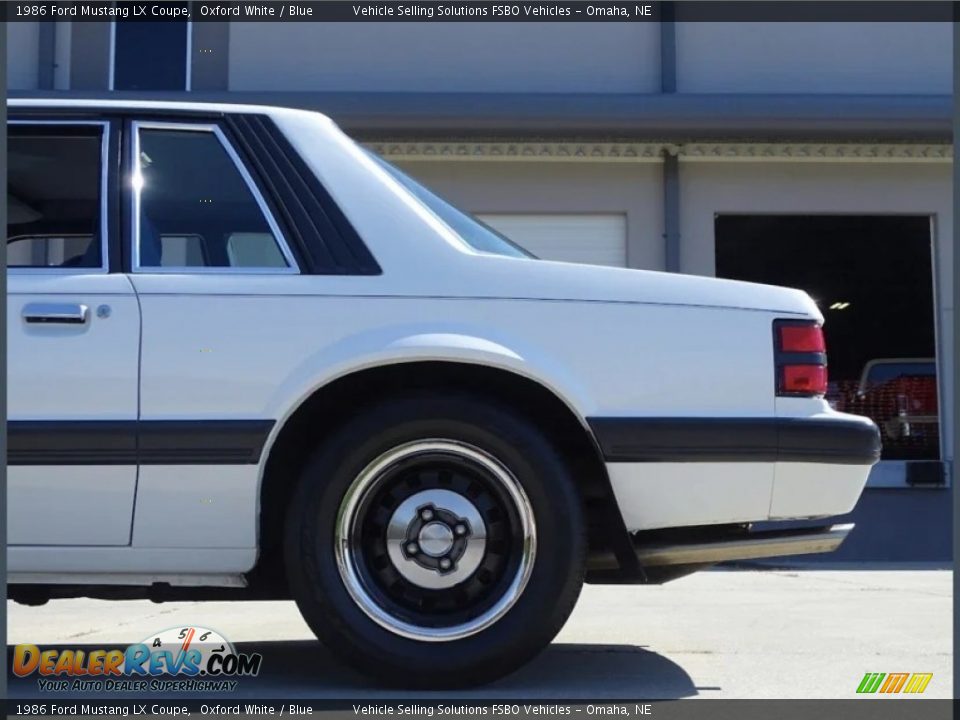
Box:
228, 22, 661, 93
7, 22, 40, 90
394, 159, 665, 270
677, 22, 952, 94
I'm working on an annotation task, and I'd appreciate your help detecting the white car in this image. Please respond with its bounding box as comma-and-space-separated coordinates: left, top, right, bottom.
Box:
7, 99, 879, 686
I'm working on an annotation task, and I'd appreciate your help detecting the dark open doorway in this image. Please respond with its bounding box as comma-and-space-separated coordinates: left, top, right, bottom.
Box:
715, 215, 938, 463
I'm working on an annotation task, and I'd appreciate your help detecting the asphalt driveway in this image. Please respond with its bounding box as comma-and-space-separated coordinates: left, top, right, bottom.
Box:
6, 568, 952, 699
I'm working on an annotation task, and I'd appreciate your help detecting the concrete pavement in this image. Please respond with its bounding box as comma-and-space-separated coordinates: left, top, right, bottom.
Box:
6, 568, 952, 699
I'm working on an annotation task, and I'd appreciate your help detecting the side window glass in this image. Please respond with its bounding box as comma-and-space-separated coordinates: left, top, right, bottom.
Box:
134, 126, 293, 271
7, 126, 104, 270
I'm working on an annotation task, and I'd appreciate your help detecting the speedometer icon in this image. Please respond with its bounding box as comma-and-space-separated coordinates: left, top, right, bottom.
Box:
139, 626, 233, 674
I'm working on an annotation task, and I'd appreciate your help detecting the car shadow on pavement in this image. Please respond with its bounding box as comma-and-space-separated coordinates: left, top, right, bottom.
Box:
8, 640, 699, 699
225, 640, 699, 698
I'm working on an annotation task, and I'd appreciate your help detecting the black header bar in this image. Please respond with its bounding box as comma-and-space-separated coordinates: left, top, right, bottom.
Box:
2, 700, 956, 718
3, 1, 956, 23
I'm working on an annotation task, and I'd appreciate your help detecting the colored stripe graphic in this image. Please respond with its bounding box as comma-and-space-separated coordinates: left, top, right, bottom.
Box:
903, 673, 934, 694
857, 673, 885, 693
857, 672, 932, 694
879, 673, 909, 693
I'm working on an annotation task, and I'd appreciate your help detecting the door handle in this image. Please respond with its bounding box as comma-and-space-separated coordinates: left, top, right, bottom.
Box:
22, 302, 90, 325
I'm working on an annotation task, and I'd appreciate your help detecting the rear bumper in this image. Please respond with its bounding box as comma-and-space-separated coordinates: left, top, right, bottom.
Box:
588, 415, 881, 465
590, 415, 880, 533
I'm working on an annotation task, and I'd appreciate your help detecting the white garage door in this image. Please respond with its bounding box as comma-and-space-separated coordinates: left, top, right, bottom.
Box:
477, 214, 627, 267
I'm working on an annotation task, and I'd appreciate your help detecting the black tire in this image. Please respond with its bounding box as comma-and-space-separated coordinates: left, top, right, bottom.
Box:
283, 392, 586, 687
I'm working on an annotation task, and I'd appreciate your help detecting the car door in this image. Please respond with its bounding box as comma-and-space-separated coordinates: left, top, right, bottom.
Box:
121, 118, 302, 555
7, 119, 141, 546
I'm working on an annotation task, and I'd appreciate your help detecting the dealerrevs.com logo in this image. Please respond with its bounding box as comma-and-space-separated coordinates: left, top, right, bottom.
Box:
14, 626, 262, 693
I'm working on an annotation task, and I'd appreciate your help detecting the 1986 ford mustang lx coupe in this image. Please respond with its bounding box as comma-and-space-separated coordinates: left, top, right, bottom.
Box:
8, 99, 880, 686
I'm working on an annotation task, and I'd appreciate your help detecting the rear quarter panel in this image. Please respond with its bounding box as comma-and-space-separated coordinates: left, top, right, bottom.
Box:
131, 282, 779, 422
129, 276, 781, 550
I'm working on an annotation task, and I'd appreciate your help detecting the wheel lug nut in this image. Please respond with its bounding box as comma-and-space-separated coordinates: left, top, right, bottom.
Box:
439, 558, 452, 570
454, 524, 466, 536
421, 509, 434, 521
406, 542, 419, 555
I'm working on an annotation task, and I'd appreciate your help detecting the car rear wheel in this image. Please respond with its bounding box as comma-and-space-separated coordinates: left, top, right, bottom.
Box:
283, 393, 586, 687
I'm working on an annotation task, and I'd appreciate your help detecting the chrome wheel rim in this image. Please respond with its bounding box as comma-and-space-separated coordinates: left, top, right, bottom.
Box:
334, 440, 537, 642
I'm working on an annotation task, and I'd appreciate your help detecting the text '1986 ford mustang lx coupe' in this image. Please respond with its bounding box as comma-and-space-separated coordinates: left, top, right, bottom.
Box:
7, 99, 880, 686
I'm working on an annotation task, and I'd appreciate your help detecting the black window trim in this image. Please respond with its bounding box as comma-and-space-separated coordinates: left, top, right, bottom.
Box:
7, 119, 111, 275
128, 119, 301, 275
225, 114, 383, 276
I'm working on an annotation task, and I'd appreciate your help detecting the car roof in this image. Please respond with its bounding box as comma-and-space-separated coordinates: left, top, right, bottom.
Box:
9, 98, 332, 123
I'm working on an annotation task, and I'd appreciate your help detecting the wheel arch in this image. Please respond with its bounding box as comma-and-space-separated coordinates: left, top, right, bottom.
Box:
248, 358, 638, 593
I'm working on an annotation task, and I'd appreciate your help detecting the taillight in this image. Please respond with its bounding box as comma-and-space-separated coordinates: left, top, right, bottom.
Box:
774, 320, 827, 397
782, 365, 828, 395
779, 324, 825, 353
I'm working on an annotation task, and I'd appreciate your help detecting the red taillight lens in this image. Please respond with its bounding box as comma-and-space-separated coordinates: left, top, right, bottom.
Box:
774, 320, 827, 397
781, 365, 828, 395
779, 324, 825, 353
